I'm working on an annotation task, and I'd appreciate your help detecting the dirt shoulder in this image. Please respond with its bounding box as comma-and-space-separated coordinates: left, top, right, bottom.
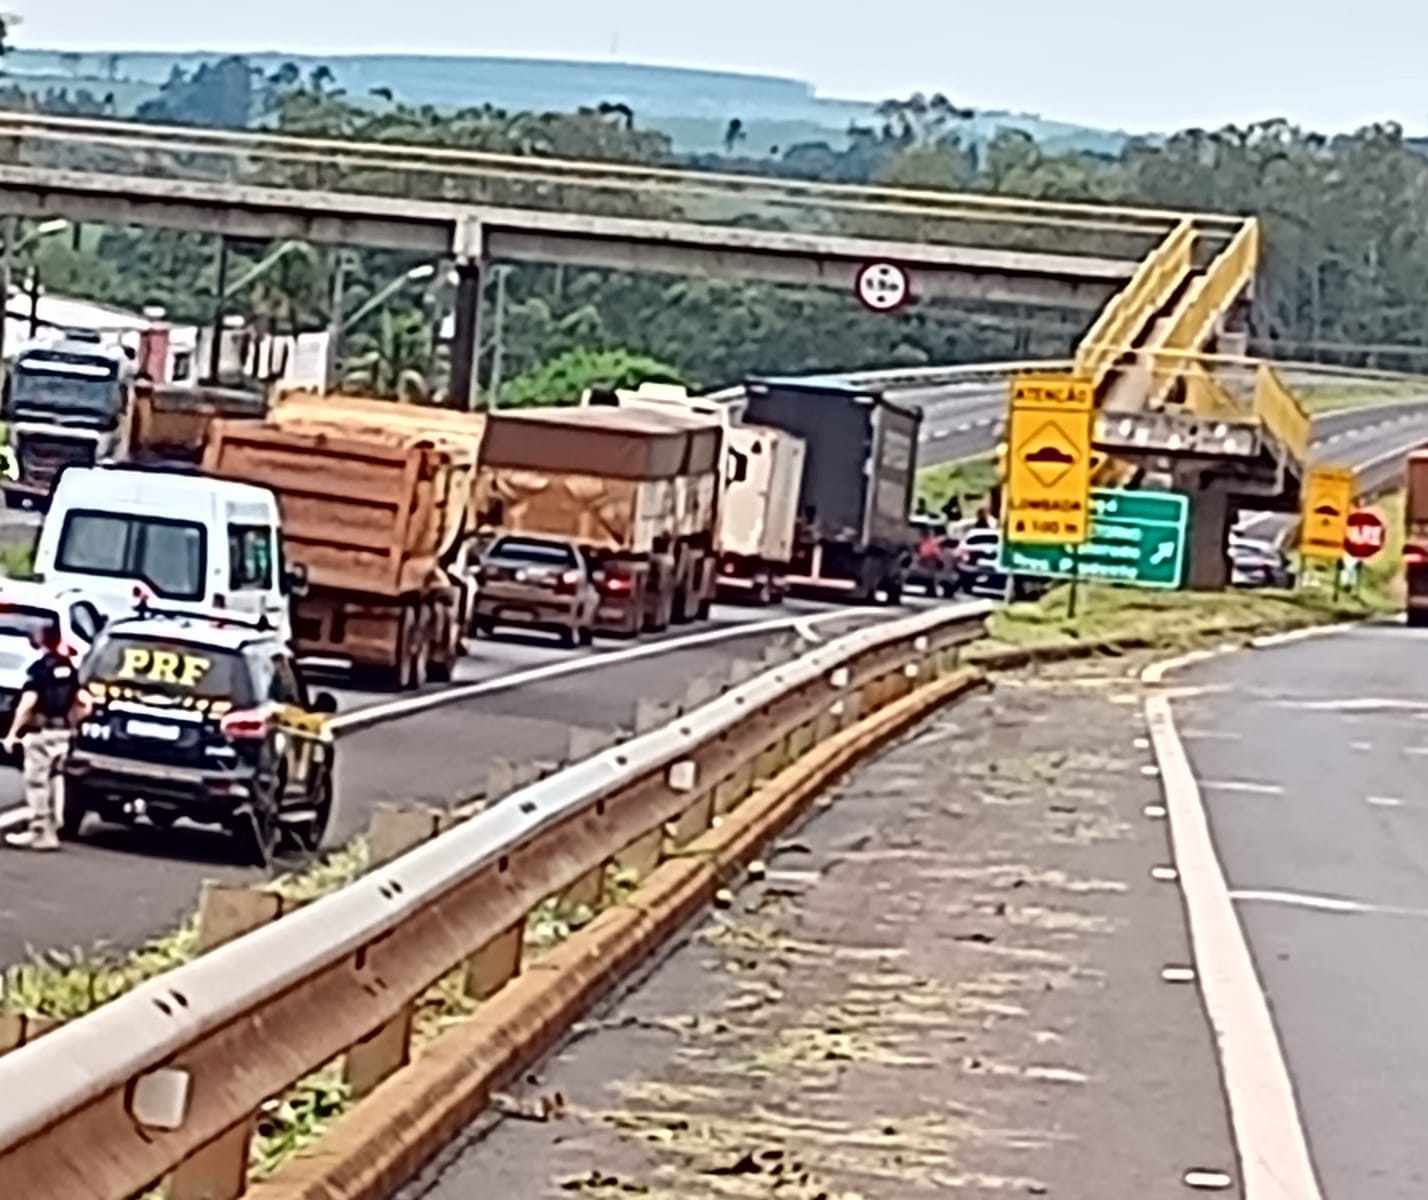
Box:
405, 653, 1240, 1200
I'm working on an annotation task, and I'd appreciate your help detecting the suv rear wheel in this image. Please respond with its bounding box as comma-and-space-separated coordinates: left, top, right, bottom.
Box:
234, 775, 281, 867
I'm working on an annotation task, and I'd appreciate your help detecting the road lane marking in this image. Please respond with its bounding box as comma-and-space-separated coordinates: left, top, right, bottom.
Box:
1180, 729, 1243, 742
1366, 795, 1404, 808
1273, 697, 1428, 713
1231, 889, 1428, 919
328, 607, 866, 734
1144, 655, 1326, 1200
1200, 780, 1285, 796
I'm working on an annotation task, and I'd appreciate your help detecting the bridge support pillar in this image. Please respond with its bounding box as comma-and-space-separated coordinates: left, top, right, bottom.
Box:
447, 260, 483, 410
1175, 466, 1234, 590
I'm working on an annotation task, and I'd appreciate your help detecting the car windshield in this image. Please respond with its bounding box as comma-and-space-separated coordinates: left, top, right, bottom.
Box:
0, 603, 57, 643
56, 511, 206, 601
488, 538, 577, 568
83, 635, 253, 704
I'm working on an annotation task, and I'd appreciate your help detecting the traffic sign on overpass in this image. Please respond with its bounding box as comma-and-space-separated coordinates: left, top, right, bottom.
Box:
1000, 488, 1189, 589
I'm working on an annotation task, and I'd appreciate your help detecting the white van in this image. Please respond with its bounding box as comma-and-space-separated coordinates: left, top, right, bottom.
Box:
34, 467, 295, 640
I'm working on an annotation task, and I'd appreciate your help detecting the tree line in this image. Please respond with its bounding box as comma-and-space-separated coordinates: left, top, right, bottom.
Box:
11, 58, 1428, 403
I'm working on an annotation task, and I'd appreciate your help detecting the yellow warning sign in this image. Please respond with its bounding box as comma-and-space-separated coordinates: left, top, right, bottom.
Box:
1300, 464, 1355, 559
1005, 375, 1094, 546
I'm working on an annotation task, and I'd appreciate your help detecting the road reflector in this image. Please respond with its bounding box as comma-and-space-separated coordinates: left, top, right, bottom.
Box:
1005, 375, 1094, 546
1300, 465, 1354, 559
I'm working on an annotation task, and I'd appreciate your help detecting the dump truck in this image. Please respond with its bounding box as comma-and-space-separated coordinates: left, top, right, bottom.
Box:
130, 380, 268, 465
742, 375, 921, 603
473, 406, 721, 636
1405, 451, 1428, 626
203, 396, 485, 688
582, 383, 806, 605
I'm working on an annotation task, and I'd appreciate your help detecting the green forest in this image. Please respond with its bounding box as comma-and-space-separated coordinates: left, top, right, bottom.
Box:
10, 52, 1428, 404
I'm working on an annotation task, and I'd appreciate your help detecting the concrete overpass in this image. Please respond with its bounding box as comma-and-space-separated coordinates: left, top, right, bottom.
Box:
0, 161, 1139, 405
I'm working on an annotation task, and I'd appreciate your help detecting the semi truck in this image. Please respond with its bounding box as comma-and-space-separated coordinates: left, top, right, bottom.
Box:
3, 332, 136, 508
472, 406, 721, 636
582, 383, 806, 605
741, 375, 921, 603
1405, 451, 1428, 626
203, 395, 485, 689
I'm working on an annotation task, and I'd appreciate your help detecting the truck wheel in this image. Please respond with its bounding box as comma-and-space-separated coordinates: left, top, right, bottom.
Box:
427, 656, 454, 683
1409, 608, 1428, 629
234, 779, 281, 868
883, 579, 904, 606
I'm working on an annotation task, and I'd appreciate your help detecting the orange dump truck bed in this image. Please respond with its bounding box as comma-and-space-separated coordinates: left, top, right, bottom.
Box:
132, 384, 268, 463
203, 418, 468, 597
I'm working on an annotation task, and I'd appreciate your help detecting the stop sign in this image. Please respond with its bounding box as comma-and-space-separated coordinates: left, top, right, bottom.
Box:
1344, 509, 1386, 559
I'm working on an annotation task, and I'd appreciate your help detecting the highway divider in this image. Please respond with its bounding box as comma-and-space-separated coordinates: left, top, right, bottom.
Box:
0, 600, 992, 1200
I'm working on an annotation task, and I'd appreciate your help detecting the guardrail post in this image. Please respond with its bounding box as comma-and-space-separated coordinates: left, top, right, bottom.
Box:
368, 804, 445, 869
344, 1007, 415, 1099
567, 726, 618, 762
195, 882, 285, 954
713, 761, 756, 814
634, 697, 678, 735
0, 1012, 55, 1058
464, 921, 524, 1001
165, 1119, 252, 1200
614, 827, 664, 881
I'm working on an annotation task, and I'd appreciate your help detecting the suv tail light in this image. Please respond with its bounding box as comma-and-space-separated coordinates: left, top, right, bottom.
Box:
220, 709, 272, 740
600, 573, 634, 596
1406, 544, 1428, 566
556, 568, 582, 594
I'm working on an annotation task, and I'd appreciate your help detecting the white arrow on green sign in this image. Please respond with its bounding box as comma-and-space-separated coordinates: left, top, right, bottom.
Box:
999, 488, 1190, 589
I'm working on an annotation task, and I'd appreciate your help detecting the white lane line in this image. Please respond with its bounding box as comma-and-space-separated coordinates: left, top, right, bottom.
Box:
1200, 780, 1285, 796
1145, 662, 1326, 1200
1181, 730, 1243, 742
1231, 889, 1428, 919
0, 807, 26, 831
1250, 623, 1356, 650
1274, 697, 1428, 713
1366, 795, 1405, 808
932, 430, 950, 440
331, 607, 866, 734
955, 422, 972, 433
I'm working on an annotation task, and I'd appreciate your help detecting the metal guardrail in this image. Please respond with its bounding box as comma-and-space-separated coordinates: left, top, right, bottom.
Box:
700, 358, 1076, 406
1254, 364, 1313, 465
0, 601, 991, 1200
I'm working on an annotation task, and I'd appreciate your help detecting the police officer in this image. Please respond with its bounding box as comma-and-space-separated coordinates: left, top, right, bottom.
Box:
2, 623, 81, 851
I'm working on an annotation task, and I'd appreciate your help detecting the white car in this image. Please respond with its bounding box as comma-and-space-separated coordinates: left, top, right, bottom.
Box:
0, 580, 106, 741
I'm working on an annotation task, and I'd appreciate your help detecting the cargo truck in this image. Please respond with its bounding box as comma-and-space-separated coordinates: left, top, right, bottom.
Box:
472, 406, 721, 636
3, 332, 136, 508
1405, 451, 1428, 626
741, 375, 920, 603
582, 383, 806, 605
204, 398, 484, 689
130, 380, 268, 465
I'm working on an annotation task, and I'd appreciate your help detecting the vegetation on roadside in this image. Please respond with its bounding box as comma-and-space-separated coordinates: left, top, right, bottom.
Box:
1295, 382, 1422, 415
915, 454, 997, 516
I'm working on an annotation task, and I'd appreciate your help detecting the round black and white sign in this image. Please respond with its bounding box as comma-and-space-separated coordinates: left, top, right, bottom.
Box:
855, 261, 911, 312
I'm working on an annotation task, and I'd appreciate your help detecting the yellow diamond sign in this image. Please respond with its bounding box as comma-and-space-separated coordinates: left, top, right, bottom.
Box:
1005, 374, 1094, 546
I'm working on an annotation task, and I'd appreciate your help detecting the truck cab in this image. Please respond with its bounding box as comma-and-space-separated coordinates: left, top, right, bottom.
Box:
33, 466, 296, 643
3, 331, 135, 508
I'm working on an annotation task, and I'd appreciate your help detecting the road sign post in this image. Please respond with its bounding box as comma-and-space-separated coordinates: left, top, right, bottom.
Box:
1001, 488, 1190, 590
1300, 465, 1355, 560
1004, 375, 1094, 547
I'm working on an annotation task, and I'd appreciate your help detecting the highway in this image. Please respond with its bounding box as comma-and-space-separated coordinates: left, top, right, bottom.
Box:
0, 597, 896, 966
1167, 626, 1428, 1198
399, 650, 1241, 1198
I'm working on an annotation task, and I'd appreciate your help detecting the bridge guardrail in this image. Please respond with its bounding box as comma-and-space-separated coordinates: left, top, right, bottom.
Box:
1254, 363, 1313, 465
0, 113, 1232, 259
0, 601, 991, 1200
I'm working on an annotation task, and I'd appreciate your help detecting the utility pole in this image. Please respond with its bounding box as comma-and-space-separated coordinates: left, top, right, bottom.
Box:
26, 268, 39, 337
0, 217, 13, 390
207, 236, 230, 385
488, 266, 509, 409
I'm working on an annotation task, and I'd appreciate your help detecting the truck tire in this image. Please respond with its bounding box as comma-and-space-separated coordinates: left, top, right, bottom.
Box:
57, 781, 93, 841
1409, 608, 1428, 629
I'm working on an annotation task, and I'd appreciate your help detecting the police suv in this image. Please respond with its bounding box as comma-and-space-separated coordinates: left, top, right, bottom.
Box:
64, 607, 338, 864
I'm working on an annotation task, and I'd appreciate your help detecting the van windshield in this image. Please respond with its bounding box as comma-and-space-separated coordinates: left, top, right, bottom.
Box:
56, 511, 206, 601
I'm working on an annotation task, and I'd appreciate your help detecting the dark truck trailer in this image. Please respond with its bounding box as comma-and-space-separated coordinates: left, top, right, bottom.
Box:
742, 376, 920, 603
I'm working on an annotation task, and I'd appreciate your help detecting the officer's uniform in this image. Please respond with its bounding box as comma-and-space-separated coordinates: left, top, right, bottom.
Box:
10, 649, 79, 849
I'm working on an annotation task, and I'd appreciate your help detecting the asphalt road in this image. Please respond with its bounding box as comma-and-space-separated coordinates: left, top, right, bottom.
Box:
1172, 627, 1428, 1199
910, 382, 1005, 466
404, 654, 1240, 1200
0, 598, 910, 967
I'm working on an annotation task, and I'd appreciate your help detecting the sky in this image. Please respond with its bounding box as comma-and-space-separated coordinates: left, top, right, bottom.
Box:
13, 0, 1428, 134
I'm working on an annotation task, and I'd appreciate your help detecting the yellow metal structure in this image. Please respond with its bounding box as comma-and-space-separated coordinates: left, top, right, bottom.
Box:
1075, 218, 1197, 390
1004, 375, 1094, 546
1253, 365, 1312, 465
1301, 465, 1355, 558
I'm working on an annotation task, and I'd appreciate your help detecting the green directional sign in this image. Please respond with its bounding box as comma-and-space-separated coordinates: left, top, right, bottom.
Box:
1000, 488, 1189, 590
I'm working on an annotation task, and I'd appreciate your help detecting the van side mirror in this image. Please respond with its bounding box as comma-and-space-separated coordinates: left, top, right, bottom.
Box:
283, 563, 309, 597
311, 691, 338, 715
